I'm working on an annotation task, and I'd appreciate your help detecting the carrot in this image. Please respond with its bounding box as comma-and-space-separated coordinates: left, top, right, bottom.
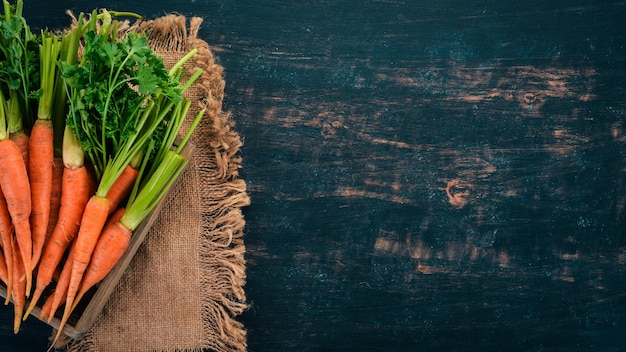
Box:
29, 30, 62, 270
43, 241, 76, 323
0, 139, 32, 295
45, 156, 64, 245
0, 187, 13, 304
9, 131, 29, 170
40, 243, 74, 322
0, 75, 33, 297
11, 240, 26, 334
67, 195, 110, 297
106, 206, 126, 225
52, 195, 109, 337
25, 164, 91, 317
38, 290, 54, 322
71, 208, 128, 311
29, 119, 55, 268
87, 163, 98, 199
105, 164, 138, 214
0, 248, 8, 286
30, 19, 82, 320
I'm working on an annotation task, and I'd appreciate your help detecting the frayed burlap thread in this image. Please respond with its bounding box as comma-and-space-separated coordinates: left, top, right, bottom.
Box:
63, 15, 249, 352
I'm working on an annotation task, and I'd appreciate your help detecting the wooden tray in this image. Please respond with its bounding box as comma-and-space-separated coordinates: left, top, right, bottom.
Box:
0, 143, 194, 340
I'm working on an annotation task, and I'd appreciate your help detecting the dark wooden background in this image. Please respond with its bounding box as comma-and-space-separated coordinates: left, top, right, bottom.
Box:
2, 0, 626, 351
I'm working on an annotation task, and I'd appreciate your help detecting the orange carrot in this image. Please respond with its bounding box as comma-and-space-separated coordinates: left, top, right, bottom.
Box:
43, 242, 75, 323
51, 253, 64, 282
107, 207, 126, 225
86, 164, 98, 200
71, 208, 129, 310
38, 290, 54, 322
9, 131, 29, 172
29, 119, 55, 267
12, 240, 26, 334
0, 187, 14, 304
25, 165, 91, 317
105, 164, 138, 214
0, 249, 8, 286
0, 139, 32, 295
45, 156, 64, 245
53, 195, 109, 337
66, 195, 110, 297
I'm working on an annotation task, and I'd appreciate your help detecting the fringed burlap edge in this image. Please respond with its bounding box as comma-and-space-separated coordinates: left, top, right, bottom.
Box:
65, 14, 250, 352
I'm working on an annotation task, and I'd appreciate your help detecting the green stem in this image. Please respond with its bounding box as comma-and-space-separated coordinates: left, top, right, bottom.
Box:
38, 32, 61, 121
127, 141, 152, 207
151, 99, 187, 171
176, 108, 206, 153
3, 0, 10, 21
108, 11, 144, 20
0, 92, 8, 141
121, 152, 187, 231
181, 68, 204, 93
168, 49, 199, 78
6, 91, 23, 135
52, 17, 84, 156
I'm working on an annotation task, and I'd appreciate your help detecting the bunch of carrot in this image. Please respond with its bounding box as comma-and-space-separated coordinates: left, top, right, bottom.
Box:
0, 1, 205, 347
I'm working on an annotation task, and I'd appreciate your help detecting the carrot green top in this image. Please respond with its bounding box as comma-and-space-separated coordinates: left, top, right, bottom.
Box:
60, 9, 202, 200
0, 0, 40, 131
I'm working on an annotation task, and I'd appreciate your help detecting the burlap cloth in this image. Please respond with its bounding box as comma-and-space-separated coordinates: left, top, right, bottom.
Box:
57, 14, 250, 352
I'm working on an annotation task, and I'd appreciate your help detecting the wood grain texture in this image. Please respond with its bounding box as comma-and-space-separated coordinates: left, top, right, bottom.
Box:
2, 0, 626, 351
208, 1, 626, 351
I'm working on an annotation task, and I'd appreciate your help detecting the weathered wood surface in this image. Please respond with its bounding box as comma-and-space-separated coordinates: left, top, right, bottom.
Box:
2, 1, 626, 351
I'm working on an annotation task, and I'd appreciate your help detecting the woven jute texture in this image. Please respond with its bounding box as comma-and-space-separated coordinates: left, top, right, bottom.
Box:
61, 14, 250, 352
